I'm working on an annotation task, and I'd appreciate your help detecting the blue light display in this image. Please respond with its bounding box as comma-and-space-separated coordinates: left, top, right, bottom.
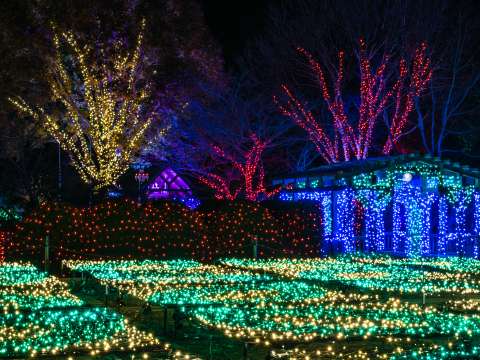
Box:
277, 162, 480, 258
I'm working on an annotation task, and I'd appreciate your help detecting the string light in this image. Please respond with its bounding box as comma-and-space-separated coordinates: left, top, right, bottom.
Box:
62, 256, 480, 359
0, 262, 196, 358
199, 134, 280, 201
276, 41, 431, 163
10, 200, 319, 262
357, 190, 391, 251
0, 231, 6, 262
334, 189, 355, 252
0, 208, 21, 223
9, 20, 154, 189
383, 43, 432, 154
278, 160, 480, 258
475, 193, 480, 258
222, 256, 480, 295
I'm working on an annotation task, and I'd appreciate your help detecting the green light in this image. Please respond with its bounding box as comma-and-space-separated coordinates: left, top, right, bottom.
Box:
64, 256, 480, 358
0, 262, 163, 357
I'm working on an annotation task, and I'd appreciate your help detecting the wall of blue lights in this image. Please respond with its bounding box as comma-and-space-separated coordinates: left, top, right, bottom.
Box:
276, 158, 480, 258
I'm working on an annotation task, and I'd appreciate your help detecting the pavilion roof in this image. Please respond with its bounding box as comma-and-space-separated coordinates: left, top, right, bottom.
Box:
274, 154, 480, 182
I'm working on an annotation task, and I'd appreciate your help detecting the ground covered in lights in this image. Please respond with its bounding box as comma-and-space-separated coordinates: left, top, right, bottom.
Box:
0, 262, 196, 359
56, 255, 480, 359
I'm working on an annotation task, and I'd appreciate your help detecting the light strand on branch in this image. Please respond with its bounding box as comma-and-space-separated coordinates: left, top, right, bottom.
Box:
199, 135, 280, 201
277, 39, 432, 163
383, 43, 432, 154
10, 20, 154, 189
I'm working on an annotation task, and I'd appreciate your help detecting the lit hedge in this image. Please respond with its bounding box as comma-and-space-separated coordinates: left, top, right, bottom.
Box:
8, 199, 320, 264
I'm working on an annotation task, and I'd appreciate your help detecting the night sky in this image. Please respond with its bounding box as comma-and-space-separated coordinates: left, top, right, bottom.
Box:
201, 0, 270, 67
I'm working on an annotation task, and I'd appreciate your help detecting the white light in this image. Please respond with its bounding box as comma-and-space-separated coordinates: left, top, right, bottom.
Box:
403, 173, 413, 182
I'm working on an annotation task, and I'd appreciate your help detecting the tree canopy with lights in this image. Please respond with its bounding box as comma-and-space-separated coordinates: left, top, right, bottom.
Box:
198, 134, 281, 201
10, 20, 154, 190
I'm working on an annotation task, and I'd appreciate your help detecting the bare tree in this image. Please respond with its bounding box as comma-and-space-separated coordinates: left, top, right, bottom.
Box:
414, 21, 480, 157
243, 0, 480, 162
276, 41, 431, 163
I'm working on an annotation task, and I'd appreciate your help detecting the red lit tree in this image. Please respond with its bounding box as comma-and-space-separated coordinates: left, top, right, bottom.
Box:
198, 134, 280, 201
276, 39, 432, 163
168, 75, 293, 202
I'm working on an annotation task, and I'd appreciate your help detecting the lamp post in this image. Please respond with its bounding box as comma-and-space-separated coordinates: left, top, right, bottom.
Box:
57, 139, 62, 200
135, 169, 149, 203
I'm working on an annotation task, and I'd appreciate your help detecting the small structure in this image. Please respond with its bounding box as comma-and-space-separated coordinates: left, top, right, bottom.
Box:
147, 168, 200, 209
272, 154, 480, 258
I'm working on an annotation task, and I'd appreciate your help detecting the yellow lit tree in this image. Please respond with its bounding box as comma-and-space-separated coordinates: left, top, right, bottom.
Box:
10, 20, 153, 190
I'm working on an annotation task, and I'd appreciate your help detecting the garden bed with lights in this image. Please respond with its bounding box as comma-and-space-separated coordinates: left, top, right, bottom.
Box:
59, 255, 480, 359
0, 262, 200, 359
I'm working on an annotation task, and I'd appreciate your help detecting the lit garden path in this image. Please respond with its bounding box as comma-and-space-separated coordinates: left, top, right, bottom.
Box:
0, 263, 169, 359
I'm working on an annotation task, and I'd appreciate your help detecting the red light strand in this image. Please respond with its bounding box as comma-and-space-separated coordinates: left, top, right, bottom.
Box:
278, 40, 432, 162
